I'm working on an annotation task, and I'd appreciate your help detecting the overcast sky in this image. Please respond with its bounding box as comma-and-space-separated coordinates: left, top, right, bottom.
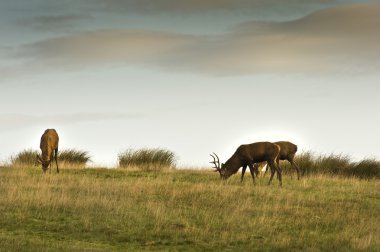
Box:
1, 0, 380, 167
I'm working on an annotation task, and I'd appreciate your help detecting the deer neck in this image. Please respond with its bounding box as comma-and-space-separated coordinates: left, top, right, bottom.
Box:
224, 155, 243, 176
41, 149, 52, 162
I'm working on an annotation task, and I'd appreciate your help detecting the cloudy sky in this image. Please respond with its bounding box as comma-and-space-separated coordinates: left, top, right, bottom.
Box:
1, 0, 379, 167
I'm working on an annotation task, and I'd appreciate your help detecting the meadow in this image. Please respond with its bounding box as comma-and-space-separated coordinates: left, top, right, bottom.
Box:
0, 165, 379, 251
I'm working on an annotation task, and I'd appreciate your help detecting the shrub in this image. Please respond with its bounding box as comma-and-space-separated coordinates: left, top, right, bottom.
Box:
313, 153, 353, 175
58, 149, 91, 168
349, 159, 380, 179
10, 149, 39, 167
10, 149, 91, 168
292, 152, 380, 179
118, 148, 176, 171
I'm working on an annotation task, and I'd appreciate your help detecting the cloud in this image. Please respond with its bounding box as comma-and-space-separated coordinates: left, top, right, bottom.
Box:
95, 0, 360, 13
0, 113, 141, 131
98, 0, 274, 12
17, 29, 196, 65
206, 3, 380, 74
16, 14, 92, 31
7, 3, 380, 76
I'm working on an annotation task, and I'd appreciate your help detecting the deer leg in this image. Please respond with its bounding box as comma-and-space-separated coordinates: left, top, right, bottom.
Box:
290, 160, 300, 180
276, 162, 283, 186
268, 160, 282, 186
267, 161, 276, 185
248, 164, 256, 185
253, 163, 259, 177
276, 158, 282, 179
55, 148, 59, 173
289, 162, 295, 180
288, 154, 300, 180
49, 153, 52, 174
263, 163, 269, 177
241, 165, 247, 183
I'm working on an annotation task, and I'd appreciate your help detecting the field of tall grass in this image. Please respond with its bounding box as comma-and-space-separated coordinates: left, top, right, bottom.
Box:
0, 166, 379, 251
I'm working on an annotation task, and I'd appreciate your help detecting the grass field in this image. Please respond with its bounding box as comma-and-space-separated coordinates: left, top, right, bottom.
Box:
0, 167, 379, 251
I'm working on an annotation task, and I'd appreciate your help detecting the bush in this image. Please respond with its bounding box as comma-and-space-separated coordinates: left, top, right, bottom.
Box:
10, 149, 39, 167
118, 148, 176, 171
350, 159, 380, 179
10, 149, 91, 168
292, 152, 380, 179
313, 153, 353, 175
58, 149, 91, 168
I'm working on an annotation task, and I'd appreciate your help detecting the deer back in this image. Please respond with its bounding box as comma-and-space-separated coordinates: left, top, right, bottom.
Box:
274, 141, 297, 159
237, 142, 279, 163
222, 142, 279, 177
40, 129, 59, 160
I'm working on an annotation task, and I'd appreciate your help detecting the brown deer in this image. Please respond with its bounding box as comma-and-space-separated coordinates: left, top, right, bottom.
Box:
36, 129, 59, 173
210, 142, 282, 185
242, 141, 300, 181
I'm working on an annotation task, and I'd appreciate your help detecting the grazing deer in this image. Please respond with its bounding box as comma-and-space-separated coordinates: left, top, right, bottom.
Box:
210, 142, 282, 185
242, 141, 300, 181
36, 129, 59, 173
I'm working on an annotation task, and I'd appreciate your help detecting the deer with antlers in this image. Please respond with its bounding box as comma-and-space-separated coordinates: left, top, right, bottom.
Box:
210, 142, 282, 185
36, 129, 59, 173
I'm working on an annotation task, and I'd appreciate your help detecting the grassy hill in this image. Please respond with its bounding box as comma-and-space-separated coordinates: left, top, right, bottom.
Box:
0, 167, 379, 251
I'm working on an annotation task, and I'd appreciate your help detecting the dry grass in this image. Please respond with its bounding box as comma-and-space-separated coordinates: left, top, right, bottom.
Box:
0, 167, 379, 251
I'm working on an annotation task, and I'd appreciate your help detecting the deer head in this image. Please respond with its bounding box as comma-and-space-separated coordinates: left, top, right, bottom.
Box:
210, 153, 227, 179
36, 154, 50, 173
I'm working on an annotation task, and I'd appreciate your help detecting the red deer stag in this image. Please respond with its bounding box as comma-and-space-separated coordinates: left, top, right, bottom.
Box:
242, 141, 300, 181
36, 129, 59, 173
210, 142, 282, 185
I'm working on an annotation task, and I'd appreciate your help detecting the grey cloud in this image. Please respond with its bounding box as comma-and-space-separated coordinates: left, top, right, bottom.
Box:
15, 29, 196, 67
7, 3, 380, 76
203, 3, 380, 74
16, 14, 92, 31
95, 0, 363, 13
237, 3, 380, 37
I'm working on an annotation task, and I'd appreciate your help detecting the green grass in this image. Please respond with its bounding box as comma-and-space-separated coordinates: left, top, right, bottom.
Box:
118, 148, 176, 171
0, 167, 379, 251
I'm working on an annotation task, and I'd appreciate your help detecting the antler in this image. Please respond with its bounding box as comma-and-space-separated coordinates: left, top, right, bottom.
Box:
210, 152, 221, 172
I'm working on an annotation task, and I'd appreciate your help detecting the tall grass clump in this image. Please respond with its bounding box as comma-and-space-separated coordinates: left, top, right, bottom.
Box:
350, 159, 380, 179
9, 149, 90, 168
10, 149, 39, 167
290, 152, 380, 179
313, 153, 353, 175
118, 148, 176, 171
58, 149, 91, 168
